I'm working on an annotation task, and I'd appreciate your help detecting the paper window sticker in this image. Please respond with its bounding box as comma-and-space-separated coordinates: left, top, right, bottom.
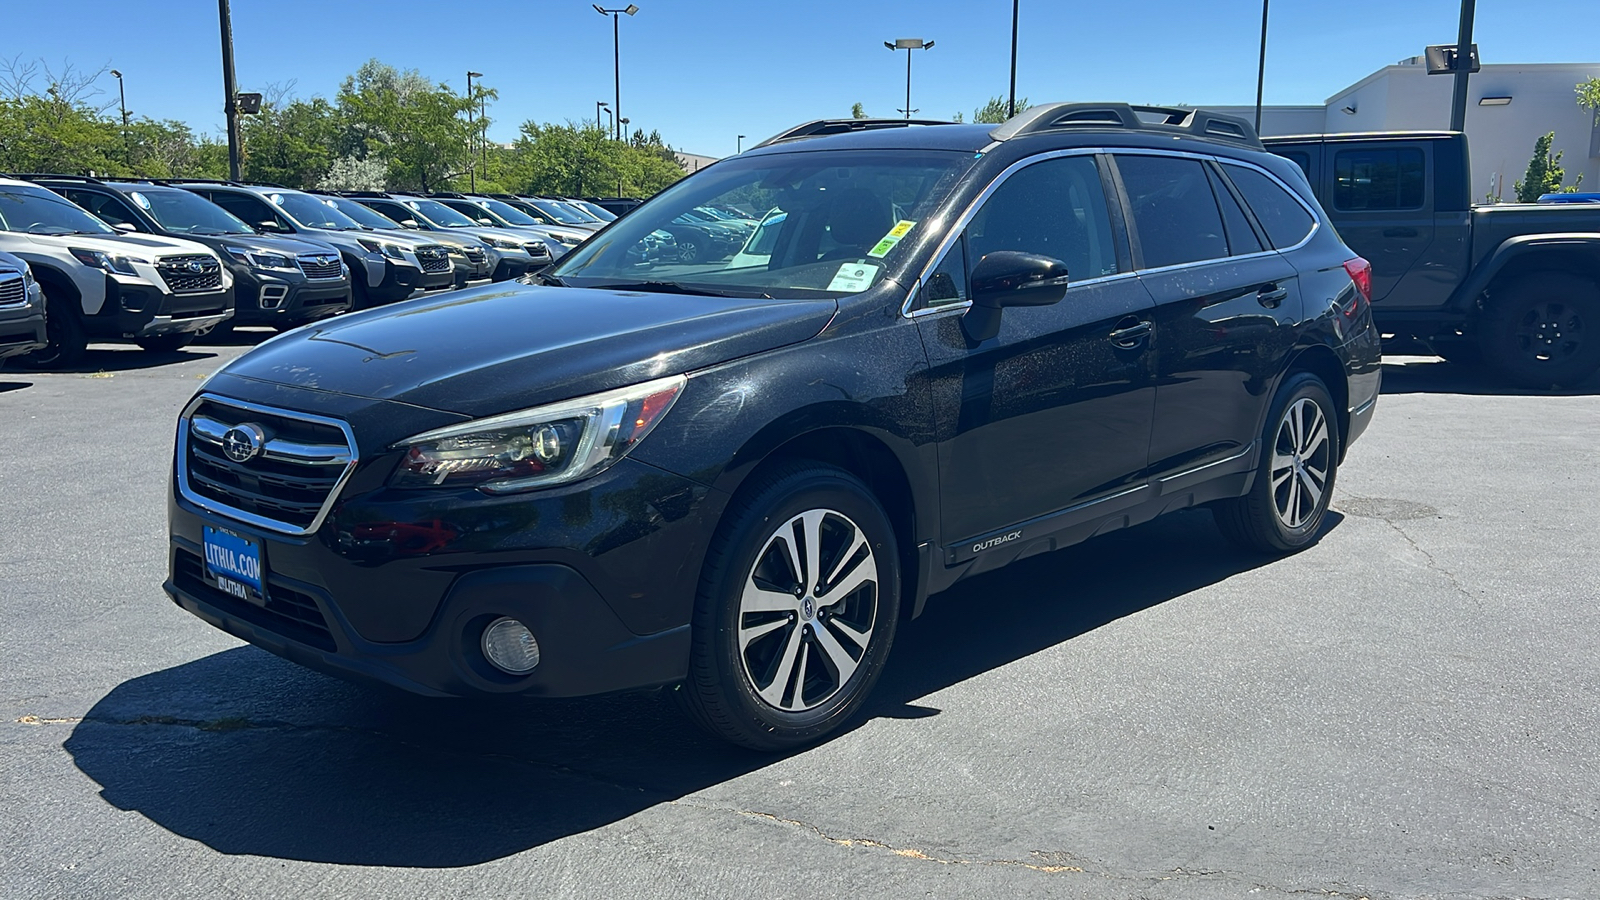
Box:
827, 261, 881, 293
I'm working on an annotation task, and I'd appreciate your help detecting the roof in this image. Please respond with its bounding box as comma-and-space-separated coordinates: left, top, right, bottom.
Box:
1264, 131, 1461, 143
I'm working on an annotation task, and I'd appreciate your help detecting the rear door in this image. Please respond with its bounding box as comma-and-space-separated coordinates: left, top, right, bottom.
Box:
1323, 141, 1434, 304
918, 153, 1157, 554
1115, 152, 1302, 476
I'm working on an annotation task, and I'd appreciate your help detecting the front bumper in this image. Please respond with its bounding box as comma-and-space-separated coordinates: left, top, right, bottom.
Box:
0, 303, 46, 359
166, 452, 723, 699
108, 279, 235, 337
234, 269, 351, 327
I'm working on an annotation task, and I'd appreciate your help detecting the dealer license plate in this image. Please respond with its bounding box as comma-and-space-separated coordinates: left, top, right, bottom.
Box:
203, 525, 266, 606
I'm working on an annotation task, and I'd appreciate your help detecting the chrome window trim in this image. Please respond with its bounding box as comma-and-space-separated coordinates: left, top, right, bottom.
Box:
175, 393, 360, 537
901, 146, 1322, 318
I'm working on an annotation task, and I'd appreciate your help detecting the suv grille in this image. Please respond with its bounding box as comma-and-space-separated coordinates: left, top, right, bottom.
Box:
0, 270, 24, 307
180, 397, 356, 534
296, 253, 343, 280
415, 245, 452, 273
463, 247, 487, 265
156, 255, 224, 293
523, 242, 551, 260
173, 548, 337, 651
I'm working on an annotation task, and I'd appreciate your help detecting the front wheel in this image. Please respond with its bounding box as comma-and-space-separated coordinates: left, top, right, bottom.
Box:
1213, 372, 1339, 553
676, 463, 900, 750
12, 291, 87, 369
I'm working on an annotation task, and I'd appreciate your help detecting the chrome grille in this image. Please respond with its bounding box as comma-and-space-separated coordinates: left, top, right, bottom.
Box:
179, 396, 357, 535
0, 270, 25, 307
415, 245, 452, 273
156, 254, 223, 293
463, 247, 487, 264
296, 253, 343, 280
523, 242, 551, 260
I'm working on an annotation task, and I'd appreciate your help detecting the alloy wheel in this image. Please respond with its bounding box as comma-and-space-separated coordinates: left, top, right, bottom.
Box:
737, 508, 879, 712
1513, 300, 1584, 363
1270, 397, 1331, 529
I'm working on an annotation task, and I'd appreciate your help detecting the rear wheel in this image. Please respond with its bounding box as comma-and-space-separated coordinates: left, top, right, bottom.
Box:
1213, 372, 1339, 553
135, 333, 196, 353
12, 289, 86, 370
675, 462, 900, 750
1478, 272, 1600, 388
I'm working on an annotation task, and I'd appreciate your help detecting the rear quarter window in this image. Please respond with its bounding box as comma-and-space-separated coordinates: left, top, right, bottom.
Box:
1223, 164, 1316, 250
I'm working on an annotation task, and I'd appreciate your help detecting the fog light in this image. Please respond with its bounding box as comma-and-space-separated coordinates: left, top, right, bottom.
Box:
481, 617, 540, 674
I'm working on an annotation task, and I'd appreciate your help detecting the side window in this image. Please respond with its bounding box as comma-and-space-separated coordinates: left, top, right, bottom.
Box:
922, 235, 968, 307
1332, 148, 1424, 211
1225, 164, 1317, 249
373, 202, 409, 222
1205, 167, 1263, 256
1114, 155, 1229, 269
210, 192, 273, 227
1276, 151, 1313, 183
966, 155, 1119, 281
67, 191, 141, 230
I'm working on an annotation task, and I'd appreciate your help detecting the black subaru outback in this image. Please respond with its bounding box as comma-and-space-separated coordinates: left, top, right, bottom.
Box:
166, 104, 1380, 749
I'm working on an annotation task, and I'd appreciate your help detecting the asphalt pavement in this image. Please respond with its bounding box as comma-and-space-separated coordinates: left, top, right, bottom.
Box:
2, 336, 1597, 900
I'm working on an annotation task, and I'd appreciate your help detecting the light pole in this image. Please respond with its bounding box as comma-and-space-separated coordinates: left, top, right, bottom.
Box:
110, 69, 129, 168
596, 100, 609, 132
218, 0, 242, 181
619, 116, 630, 143
604, 107, 615, 139
1008, 0, 1019, 118
737, 134, 745, 154
593, 4, 639, 141
884, 38, 934, 120
466, 71, 482, 190
1448, 0, 1476, 132
1254, 0, 1269, 133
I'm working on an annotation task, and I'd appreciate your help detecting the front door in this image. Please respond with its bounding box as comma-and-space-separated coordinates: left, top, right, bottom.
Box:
918, 154, 1157, 553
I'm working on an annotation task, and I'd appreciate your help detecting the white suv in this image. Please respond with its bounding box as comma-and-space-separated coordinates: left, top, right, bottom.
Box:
0, 177, 233, 367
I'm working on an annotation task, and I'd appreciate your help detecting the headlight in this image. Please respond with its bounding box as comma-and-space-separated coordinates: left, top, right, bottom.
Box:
357, 238, 406, 260
482, 235, 523, 250
70, 247, 144, 276
390, 374, 686, 492
549, 232, 583, 246
224, 246, 295, 271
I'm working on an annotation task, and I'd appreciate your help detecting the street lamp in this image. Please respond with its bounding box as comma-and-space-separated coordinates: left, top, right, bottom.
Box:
619, 116, 630, 143
593, 4, 639, 141
596, 100, 609, 132
604, 107, 615, 138
737, 134, 745, 153
110, 69, 129, 168
883, 38, 934, 120
466, 71, 483, 190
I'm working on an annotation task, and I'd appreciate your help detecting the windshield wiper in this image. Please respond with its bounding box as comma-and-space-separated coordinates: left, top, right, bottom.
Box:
590, 280, 768, 299
536, 272, 566, 287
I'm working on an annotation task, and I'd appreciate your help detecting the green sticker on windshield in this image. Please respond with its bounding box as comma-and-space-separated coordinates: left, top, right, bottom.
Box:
827, 261, 880, 293
867, 220, 916, 258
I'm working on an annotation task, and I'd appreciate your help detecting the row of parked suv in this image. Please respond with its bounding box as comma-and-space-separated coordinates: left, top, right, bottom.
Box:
0, 175, 622, 368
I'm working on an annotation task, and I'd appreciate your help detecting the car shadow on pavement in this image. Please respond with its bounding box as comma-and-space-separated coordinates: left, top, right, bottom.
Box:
64, 507, 1313, 867
0, 378, 32, 393
11, 346, 221, 375
1380, 356, 1600, 396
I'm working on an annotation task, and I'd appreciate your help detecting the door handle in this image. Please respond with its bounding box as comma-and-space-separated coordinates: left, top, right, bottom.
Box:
1108, 319, 1152, 348
1257, 284, 1288, 308
1383, 227, 1418, 238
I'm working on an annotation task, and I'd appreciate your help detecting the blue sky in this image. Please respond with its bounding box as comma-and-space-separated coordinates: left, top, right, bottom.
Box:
9, 0, 1598, 158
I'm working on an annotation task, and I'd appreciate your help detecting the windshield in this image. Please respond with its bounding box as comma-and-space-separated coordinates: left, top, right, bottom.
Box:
406, 199, 479, 228
549, 150, 971, 297
324, 196, 399, 229
269, 191, 362, 230
0, 186, 118, 235
476, 198, 541, 226
527, 198, 590, 224
570, 199, 617, 221
134, 188, 253, 235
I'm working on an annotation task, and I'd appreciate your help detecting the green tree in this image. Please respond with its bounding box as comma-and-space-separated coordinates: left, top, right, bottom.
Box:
1578, 77, 1600, 116
0, 94, 122, 174
497, 121, 684, 198
972, 95, 1028, 124
240, 96, 341, 188
339, 60, 482, 192
850, 102, 868, 119
1513, 132, 1582, 202
127, 118, 227, 179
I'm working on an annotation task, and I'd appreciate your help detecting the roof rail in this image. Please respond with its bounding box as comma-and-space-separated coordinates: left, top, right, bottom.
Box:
330, 190, 391, 198
751, 117, 953, 150
426, 191, 466, 199
989, 103, 1262, 149
161, 177, 247, 187
12, 173, 106, 184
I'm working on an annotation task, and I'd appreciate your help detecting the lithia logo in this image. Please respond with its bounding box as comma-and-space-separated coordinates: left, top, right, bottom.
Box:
972, 530, 1023, 553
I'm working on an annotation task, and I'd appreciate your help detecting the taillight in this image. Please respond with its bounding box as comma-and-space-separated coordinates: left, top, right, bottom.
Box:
1342, 257, 1372, 304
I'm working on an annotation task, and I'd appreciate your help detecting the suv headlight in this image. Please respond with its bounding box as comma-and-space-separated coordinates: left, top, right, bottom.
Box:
70, 247, 144, 276
390, 374, 686, 492
481, 235, 524, 250
548, 232, 584, 246
224, 246, 296, 271
356, 238, 406, 260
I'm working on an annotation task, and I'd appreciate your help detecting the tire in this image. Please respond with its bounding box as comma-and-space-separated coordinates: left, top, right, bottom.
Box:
676, 235, 702, 264
135, 333, 196, 353
194, 321, 234, 342
1478, 272, 1600, 389
11, 289, 87, 370
1213, 372, 1339, 554
675, 462, 901, 750
350, 272, 373, 311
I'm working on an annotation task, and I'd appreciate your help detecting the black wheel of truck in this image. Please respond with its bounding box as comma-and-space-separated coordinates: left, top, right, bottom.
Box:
135, 333, 196, 353
12, 288, 87, 370
1479, 272, 1600, 388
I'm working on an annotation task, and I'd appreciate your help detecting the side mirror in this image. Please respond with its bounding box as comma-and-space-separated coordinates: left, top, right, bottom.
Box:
112, 222, 137, 233
962, 250, 1070, 343
477, 218, 494, 226
401, 219, 420, 228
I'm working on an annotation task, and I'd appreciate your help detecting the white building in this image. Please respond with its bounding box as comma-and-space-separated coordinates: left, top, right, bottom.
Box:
1210, 59, 1600, 201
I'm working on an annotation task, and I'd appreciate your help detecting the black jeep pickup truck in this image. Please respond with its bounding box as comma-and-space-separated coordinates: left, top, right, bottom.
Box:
1265, 131, 1600, 387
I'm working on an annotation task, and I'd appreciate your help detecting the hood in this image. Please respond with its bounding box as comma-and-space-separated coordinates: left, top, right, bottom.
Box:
21, 231, 218, 259
215, 283, 837, 417
213, 233, 342, 257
